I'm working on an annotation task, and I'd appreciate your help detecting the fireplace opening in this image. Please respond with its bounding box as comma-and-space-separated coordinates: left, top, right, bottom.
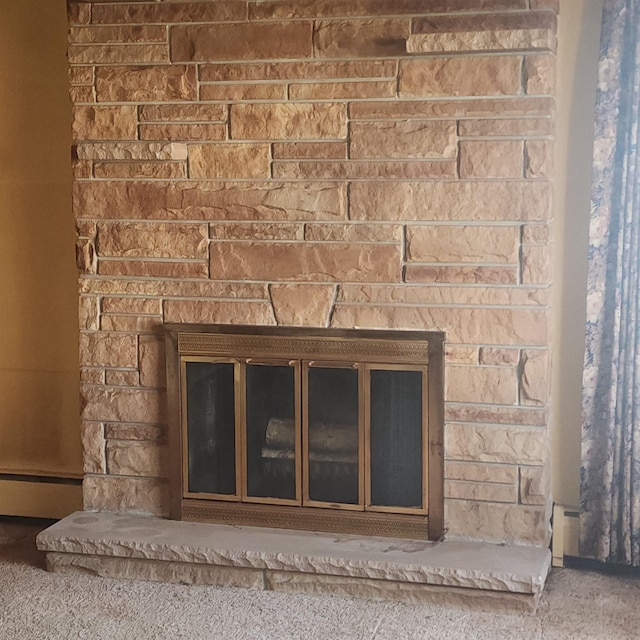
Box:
166, 325, 444, 540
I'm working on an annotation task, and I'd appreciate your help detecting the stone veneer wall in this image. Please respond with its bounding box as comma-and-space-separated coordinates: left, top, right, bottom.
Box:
71, 0, 557, 546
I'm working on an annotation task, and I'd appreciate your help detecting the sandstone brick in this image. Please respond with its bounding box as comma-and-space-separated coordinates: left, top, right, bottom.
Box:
76, 219, 97, 239
81, 369, 104, 385
83, 475, 168, 517
105, 424, 166, 443
478, 347, 520, 366
106, 440, 167, 477
139, 336, 166, 388
522, 224, 550, 244
445, 480, 516, 503
445, 461, 518, 485
68, 1, 91, 25
81, 422, 106, 475
305, 223, 401, 243
70, 86, 95, 104
407, 29, 552, 54
524, 54, 556, 95
458, 118, 553, 137
269, 284, 337, 327
210, 242, 401, 282
200, 83, 287, 101
105, 370, 140, 387
444, 346, 478, 365
459, 140, 524, 178
531, 0, 559, 10
139, 123, 227, 142
446, 365, 517, 405
171, 23, 312, 62
404, 265, 517, 285
399, 56, 521, 98
163, 300, 276, 326
79, 296, 99, 331
96, 66, 197, 102
325, 20, 411, 59
446, 423, 548, 464
406, 225, 519, 263
81, 387, 166, 424
69, 25, 167, 46
72, 159, 93, 179
189, 144, 270, 180
331, 306, 548, 346
349, 181, 551, 222
210, 222, 304, 241
273, 142, 347, 160
72, 106, 137, 141
350, 121, 456, 159
200, 60, 397, 82
76, 142, 188, 161
79, 333, 138, 368
445, 499, 548, 545
98, 261, 209, 280
445, 404, 547, 427
519, 349, 549, 406
231, 103, 347, 140
289, 81, 395, 101
521, 244, 551, 285
97, 222, 208, 259
92, 2, 247, 24
93, 162, 186, 180
69, 66, 94, 85
519, 465, 549, 505
139, 104, 227, 123
101, 297, 161, 316
101, 316, 162, 333
69, 44, 169, 65
525, 140, 553, 179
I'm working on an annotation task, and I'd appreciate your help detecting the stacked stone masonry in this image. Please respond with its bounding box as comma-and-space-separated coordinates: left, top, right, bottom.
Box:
71, 0, 557, 546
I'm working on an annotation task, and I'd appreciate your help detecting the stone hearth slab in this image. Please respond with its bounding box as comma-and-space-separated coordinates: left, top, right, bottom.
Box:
37, 511, 551, 612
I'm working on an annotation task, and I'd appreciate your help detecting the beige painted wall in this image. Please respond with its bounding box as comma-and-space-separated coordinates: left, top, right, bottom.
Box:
552, 0, 603, 508
0, 1, 82, 477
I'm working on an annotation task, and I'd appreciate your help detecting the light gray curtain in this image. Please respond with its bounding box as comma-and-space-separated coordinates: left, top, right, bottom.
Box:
580, 0, 640, 565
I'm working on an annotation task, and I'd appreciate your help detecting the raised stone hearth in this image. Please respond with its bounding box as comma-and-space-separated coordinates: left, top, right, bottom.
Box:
37, 511, 551, 612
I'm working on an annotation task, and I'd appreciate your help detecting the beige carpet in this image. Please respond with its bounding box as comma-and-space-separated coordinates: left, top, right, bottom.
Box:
0, 519, 639, 640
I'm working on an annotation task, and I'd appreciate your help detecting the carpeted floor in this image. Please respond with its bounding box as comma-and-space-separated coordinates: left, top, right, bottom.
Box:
0, 519, 639, 640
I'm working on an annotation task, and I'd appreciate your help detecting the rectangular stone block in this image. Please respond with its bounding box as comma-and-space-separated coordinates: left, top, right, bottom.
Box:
231, 103, 347, 140
445, 404, 547, 427
72, 106, 137, 141
521, 244, 551, 285
70, 86, 94, 104
93, 162, 186, 180
106, 440, 166, 478
304, 223, 401, 243
350, 121, 456, 159
199, 83, 287, 101
139, 123, 226, 142
97, 222, 208, 259
479, 347, 520, 366
81, 369, 105, 385
406, 29, 553, 54
269, 284, 336, 327
404, 265, 517, 285
289, 81, 396, 101
399, 56, 522, 98
68, 1, 91, 25
79, 333, 138, 368
444, 346, 478, 365
524, 54, 556, 95
446, 365, 517, 405
519, 465, 549, 505
81, 422, 106, 475
445, 480, 517, 503
101, 316, 162, 334
525, 140, 554, 178
522, 224, 550, 244
96, 66, 197, 102
105, 424, 165, 443
79, 295, 99, 331
519, 349, 549, 406
105, 370, 140, 387
76, 142, 188, 161
272, 142, 347, 160
80, 387, 166, 424
139, 335, 166, 388
69, 66, 94, 85
68, 44, 169, 65
189, 144, 271, 180
210, 242, 401, 282
445, 461, 518, 485
210, 223, 304, 241
83, 475, 168, 517
458, 117, 553, 137
69, 25, 168, 45
163, 300, 276, 326
92, 2, 247, 24
171, 23, 312, 62
314, 19, 410, 58
98, 261, 209, 280
459, 140, 524, 178
139, 104, 227, 123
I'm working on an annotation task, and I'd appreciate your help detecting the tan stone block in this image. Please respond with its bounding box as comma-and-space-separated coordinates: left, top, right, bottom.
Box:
350, 121, 456, 160
72, 159, 93, 179
76, 238, 97, 275
406, 30, 553, 54
101, 316, 162, 333
139, 123, 227, 142
81, 368, 104, 385
200, 83, 287, 101
201, 60, 397, 82
524, 54, 556, 95
189, 144, 270, 180
304, 223, 401, 243
406, 225, 519, 263
314, 19, 410, 58
139, 336, 166, 389
95, 66, 197, 102
79, 296, 99, 331
446, 423, 548, 464
76, 142, 188, 161
81, 422, 106, 475
531, 0, 558, 10
210, 242, 401, 283
445, 404, 547, 427
69, 25, 167, 45
273, 142, 347, 160
519, 349, 549, 406
163, 299, 276, 326
231, 103, 346, 140
68, 45, 169, 65
68, 1, 91, 25
458, 117, 553, 137
80, 333, 137, 368
519, 465, 549, 505
93, 162, 187, 180
522, 224, 550, 244
521, 244, 552, 285
81, 387, 166, 424
106, 440, 166, 478
105, 370, 140, 387
445, 461, 518, 485
139, 104, 227, 123
444, 346, 478, 365
70, 86, 95, 104
171, 23, 312, 62
92, 2, 246, 24
445, 499, 549, 545
459, 140, 524, 178
445, 480, 516, 503
479, 347, 520, 366
210, 223, 304, 241
289, 81, 395, 101
525, 140, 554, 179
98, 261, 209, 280
446, 365, 517, 405
97, 222, 208, 259
405, 265, 517, 285
269, 284, 336, 327
83, 475, 168, 517
69, 66, 94, 85
350, 181, 551, 222
105, 424, 166, 443
399, 56, 521, 98
331, 306, 548, 346
72, 106, 137, 141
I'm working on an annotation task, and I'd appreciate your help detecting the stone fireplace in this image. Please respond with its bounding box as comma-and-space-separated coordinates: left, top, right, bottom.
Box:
65, 0, 556, 562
